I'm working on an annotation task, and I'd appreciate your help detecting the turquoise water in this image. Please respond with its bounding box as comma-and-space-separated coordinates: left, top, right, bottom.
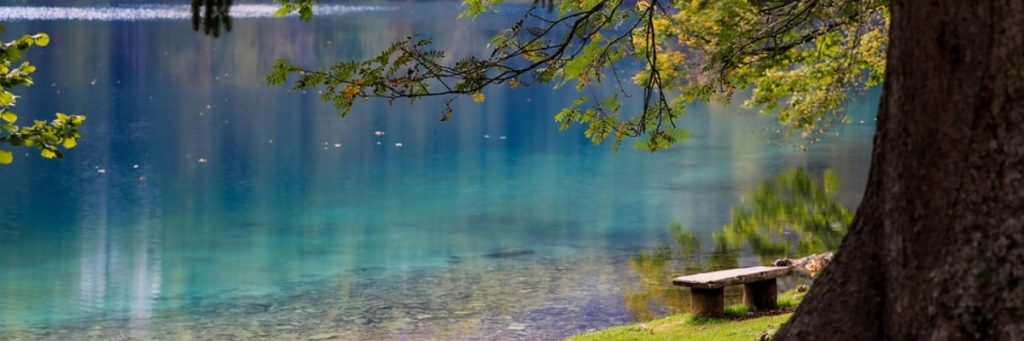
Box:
0, 3, 877, 340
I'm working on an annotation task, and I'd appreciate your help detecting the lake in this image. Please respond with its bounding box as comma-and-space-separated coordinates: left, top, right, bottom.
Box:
0, 2, 877, 340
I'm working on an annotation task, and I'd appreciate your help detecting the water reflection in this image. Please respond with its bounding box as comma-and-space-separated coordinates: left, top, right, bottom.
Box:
720, 168, 851, 262
624, 168, 852, 320
192, 0, 232, 37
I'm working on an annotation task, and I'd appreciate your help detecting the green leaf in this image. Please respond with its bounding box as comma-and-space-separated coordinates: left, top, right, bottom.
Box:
1, 111, 16, 123
299, 7, 314, 22
41, 132, 59, 143
7, 47, 21, 61
71, 115, 85, 127
33, 33, 49, 47
0, 92, 14, 106
0, 150, 11, 164
274, 7, 291, 18
7, 135, 21, 146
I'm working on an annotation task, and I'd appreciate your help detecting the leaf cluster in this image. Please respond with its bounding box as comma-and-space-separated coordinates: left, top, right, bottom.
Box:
0, 24, 85, 165
653, 0, 889, 146
274, 0, 319, 23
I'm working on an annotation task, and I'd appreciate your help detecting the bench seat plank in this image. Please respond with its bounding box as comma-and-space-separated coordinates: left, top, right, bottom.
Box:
672, 266, 791, 289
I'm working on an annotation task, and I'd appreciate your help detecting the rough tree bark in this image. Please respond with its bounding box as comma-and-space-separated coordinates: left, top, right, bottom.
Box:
775, 0, 1024, 340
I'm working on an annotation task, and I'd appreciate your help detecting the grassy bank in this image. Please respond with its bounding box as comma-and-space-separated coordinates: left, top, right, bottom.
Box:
566, 289, 806, 341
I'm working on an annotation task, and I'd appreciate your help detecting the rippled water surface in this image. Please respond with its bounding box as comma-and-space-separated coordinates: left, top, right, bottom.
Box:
0, 2, 877, 340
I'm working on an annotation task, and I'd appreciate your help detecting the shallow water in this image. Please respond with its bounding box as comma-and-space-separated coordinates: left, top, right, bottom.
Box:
0, 2, 877, 340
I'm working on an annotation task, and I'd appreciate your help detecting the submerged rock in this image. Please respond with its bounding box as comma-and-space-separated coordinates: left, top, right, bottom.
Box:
507, 323, 527, 330
482, 248, 536, 259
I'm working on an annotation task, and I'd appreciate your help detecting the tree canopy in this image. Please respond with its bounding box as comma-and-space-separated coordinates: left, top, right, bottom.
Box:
0, 24, 85, 165
269, 0, 887, 150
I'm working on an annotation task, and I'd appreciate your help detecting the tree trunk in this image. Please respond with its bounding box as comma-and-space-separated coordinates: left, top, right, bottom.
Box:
775, 0, 1024, 340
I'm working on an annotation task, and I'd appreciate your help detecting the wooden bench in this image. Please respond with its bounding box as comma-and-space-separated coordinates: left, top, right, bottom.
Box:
671, 266, 792, 317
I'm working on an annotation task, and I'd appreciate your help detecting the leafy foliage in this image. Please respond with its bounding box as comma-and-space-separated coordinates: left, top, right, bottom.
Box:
271, 0, 887, 150
274, 0, 318, 23
0, 24, 85, 164
655, 0, 888, 145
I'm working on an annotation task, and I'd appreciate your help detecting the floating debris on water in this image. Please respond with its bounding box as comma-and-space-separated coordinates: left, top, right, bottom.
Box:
395, 143, 403, 147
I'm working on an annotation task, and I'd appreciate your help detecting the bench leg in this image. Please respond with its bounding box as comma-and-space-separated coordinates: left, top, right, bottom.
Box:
742, 278, 778, 311
690, 288, 724, 317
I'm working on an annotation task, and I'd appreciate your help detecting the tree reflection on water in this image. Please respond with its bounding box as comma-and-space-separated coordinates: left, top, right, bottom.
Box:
192, 0, 232, 37
624, 168, 853, 321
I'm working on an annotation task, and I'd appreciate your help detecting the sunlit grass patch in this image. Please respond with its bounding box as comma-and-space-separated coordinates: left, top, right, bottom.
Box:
565, 313, 790, 341
566, 288, 808, 341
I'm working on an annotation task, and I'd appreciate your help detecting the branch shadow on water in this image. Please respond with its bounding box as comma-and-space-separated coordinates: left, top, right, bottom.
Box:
623, 168, 853, 321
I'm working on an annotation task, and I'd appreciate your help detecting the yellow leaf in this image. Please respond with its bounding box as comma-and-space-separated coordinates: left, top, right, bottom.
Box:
40, 149, 55, 159
472, 92, 485, 103
0, 150, 12, 164
63, 138, 76, 149
33, 33, 49, 46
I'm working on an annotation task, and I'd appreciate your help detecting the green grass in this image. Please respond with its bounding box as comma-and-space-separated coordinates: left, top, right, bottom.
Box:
565, 313, 790, 341
565, 289, 808, 341
723, 304, 751, 317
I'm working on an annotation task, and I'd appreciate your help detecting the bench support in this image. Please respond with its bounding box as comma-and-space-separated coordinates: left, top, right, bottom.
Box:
674, 266, 790, 317
742, 278, 778, 311
689, 288, 724, 317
